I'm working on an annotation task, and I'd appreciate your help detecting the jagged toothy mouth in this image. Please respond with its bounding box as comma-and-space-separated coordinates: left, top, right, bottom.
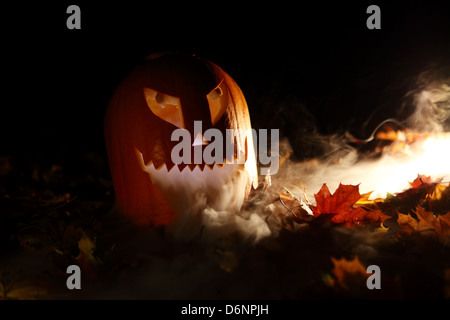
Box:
135, 149, 254, 219
135, 149, 248, 186
135, 144, 258, 192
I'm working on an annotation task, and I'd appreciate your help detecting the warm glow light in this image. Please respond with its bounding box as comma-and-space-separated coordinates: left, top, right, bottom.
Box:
286, 132, 450, 203
297, 78, 450, 201
367, 133, 450, 198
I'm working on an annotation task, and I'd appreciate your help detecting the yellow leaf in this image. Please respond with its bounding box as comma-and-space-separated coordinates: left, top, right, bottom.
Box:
331, 256, 368, 289
1, 279, 47, 300
78, 232, 100, 265
429, 183, 447, 201
354, 191, 373, 205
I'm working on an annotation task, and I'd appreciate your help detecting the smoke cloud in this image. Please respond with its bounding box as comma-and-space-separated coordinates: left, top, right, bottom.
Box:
400, 65, 450, 132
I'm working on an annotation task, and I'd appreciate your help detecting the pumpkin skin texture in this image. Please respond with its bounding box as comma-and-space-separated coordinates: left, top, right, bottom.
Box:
104, 53, 257, 229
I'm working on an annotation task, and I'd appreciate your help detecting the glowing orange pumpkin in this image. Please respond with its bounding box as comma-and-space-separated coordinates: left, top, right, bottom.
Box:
104, 53, 257, 228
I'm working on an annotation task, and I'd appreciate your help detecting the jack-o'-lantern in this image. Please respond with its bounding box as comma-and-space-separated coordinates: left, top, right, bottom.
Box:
104, 53, 258, 231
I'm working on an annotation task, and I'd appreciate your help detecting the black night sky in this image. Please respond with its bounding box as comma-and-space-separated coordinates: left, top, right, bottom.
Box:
4, 1, 450, 161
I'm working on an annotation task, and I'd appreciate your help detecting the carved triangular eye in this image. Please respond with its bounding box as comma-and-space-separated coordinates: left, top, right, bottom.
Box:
207, 80, 229, 125
144, 88, 184, 129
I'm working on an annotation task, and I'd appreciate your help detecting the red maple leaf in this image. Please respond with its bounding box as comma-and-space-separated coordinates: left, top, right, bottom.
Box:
408, 174, 434, 189
313, 183, 389, 226
395, 174, 443, 203
313, 184, 361, 216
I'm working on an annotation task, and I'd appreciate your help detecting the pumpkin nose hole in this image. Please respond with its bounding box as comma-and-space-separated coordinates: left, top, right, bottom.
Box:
155, 92, 164, 106
192, 133, 209, 146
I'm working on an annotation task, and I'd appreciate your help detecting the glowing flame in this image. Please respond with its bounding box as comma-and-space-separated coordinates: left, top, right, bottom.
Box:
366, 132, 450, 198
421, 134, 450, 170
288, 73, 450, 203
278, 131, 450, 205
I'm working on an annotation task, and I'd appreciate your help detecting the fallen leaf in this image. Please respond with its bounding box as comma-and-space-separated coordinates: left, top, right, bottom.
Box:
425, 183, 450, 214
427, 183, 448, 201
354, 191, 374, 205
313, 184, 360, 217
415, 207, 441, 232
78, 232, 101, 266
3, 280, 47, 300
332, 207, 389, 226
397, 174, 443, 201
376, 178, 446, 219
312, 183, 389, 226
397, 206, 450, 242
279, 188, 313, 221
331, 256, 368, 289
397, 212, 419, 236
409, 174, 434, 189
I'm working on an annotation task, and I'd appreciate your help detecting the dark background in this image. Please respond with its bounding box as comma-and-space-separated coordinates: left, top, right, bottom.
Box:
3, 0, 450, 163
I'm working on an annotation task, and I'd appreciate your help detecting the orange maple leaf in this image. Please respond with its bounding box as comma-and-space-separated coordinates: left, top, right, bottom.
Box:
313, 184, 361, 216
330, 256, 368, 289
313, 183, 389, 226
401, 174, 443, 200
408, 174, 435, 189
397, 207, 450, 242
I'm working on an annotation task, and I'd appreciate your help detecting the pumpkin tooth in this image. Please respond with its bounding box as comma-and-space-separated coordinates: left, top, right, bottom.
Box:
150, 158, 166, 170
177, 163, 188, 172
166, 164, 178, 173
187, 163, 197, 172
154, 163, 166, 171
180, 165, 193, 173
134, 148, 152, 169
165, 163, 176, 172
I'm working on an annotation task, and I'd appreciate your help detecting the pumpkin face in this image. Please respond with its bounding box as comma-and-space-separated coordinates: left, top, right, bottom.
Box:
104, 53, 257, 228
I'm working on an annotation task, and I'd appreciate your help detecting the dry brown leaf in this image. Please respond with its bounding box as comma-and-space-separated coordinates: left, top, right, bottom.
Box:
331, 256, 368, 289
3, 281, 47, 300
397, 207, 450, 242
78, 232, 101, 266
279, 189, 313, 221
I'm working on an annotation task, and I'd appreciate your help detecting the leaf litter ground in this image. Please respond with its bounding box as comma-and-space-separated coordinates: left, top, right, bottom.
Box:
1, 151, 450, 300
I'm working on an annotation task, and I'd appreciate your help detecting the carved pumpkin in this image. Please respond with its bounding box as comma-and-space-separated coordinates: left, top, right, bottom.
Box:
104, 53, 257, 230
